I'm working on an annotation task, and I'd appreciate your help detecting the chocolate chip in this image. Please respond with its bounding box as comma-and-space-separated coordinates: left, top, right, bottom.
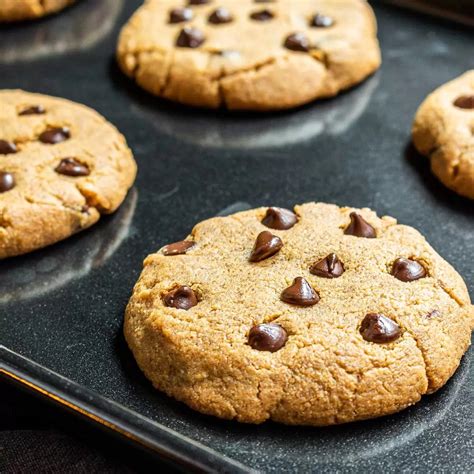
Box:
162, 240, 195, 256
0, 172, 15, 193
209, 7, 233, 24
0, 140, 17, 155
248, 323, 287, 352
344, 212, 376, 238
188, 0, 210, 4
169, 7, 193, 23
39, 127, 70, 144
281, 277, 319, 306
262, 207, 297, 230
310, 253, 344, 278
54, 158, 89, 177
249, 231, 283, 262
250, 9, 274, 21
284, 33, 310, 52
426, 310, 441, 319
176, 27, 205, 48
360, 313, 401, 343
19, 105, 46, 116
163, 286, 198, 310
311, 13, 334, 27
453, 95, 474, 109
391, 258, 427, 282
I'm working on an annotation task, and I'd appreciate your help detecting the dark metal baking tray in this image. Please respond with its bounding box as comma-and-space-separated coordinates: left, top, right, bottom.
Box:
1, 1, 473, 471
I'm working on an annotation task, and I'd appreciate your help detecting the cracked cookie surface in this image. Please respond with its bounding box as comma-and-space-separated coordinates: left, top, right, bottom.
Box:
413, 70, 474, 199
125, 202, 474, 426
0, 0, 75, 22
0, 90, 137, 259
117, 0, 381, 110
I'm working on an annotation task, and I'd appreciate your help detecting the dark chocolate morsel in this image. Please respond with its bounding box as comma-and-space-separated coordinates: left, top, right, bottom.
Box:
250, 9, 274, 21
169, 7, 193, 23
55, 158, 90, 177
176, 27, 206, 48
0, 140, 17, 155
249, 231, 283, 262
248, 323, 288, 352
188, 0, 210, 4
344, 212, 376, 238
19, 105, 46, 116
360, 313, 401, 343
162, 240, 195, 256
0, 172, 15, 193
284, 33, 310, 52
281, 277, 320, 306
426, 310, 441, 319
163, 286, 198, 310
453, 95, 474, 109
262, 207, 297, 230
391, 258, 427, 282
311, 13, 334, 27
310, 253, 344, 278
209, 7, 233, 24
39, 127, 70, 144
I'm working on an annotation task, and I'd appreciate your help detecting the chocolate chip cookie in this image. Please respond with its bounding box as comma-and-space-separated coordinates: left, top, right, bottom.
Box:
125, 202, 474, 426
0, 0, 75, 22
0, 90, 137, 259
117, 0, 381, 110
413, 70, 474, 199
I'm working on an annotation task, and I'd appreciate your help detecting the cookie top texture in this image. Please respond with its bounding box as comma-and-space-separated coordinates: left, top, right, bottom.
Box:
0, 0, 75, 22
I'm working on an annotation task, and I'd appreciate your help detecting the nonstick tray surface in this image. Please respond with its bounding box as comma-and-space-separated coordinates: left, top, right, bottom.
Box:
1, 1, 473, 472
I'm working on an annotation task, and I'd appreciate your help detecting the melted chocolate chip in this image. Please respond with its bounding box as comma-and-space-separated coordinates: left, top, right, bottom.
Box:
0, 172, 15, 193
310, 253, 344, 278
250, 9, 274, 21
39, 127, 70, 144
55, 158, 90, 177
360, 313, 401, 343
311, 13, 334, 27
188, 0, 210, 4
426, 310, 441, 319
344, 212, 376, 238
209, 7, 233, 24
163, 286, 198, 310
249, 231, 283, 262
284, 33, 310, 52
19, 105, 46, 116
176, 27, 205, 48
262, 207, 297, 230
281, 277, 319, 306
0, 140, 17, 155
169, 7, 193, 23
391, 258, 427, 282
248, 323, 287, 352
453, 95, 474, 109
162, 240, 195, 256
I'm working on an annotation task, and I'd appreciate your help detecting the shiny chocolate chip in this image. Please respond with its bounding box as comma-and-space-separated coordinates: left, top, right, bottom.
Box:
19, 105, 46, 116
250, 9, 274, 21
188, 0, 210, 4
248, 323, 287, 352
55, 158, 90, 177
249, 231, 283, 262
453, 95, 474, 109
0, 172, 15, 193
0, 140, 17, 155
426, 310, 441, 319
209, 7, 233, 24
163, 286, 198, 310
284, 33, 310, 52
344, 212, 376, 238
162, 240, 195, 256
39, 127, 70, 144
391, 258, 427, 282
169, 7, 193, 23
281, 277, 319, 306
310, 253, 344, 278
176, 27, 205, 48
311, 13, 334, 27
360, 313, 401, 343
262, 207, 297, 230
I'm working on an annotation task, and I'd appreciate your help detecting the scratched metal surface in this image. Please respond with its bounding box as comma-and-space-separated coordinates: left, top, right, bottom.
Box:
0, 1, 473, 471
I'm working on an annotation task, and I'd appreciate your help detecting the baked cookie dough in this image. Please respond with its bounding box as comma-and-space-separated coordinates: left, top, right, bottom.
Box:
413, 70, 474, 199
117, 0, 381, 110
0, 0, 75, 22
0, 90, 137, 259
125, 202, 474, 426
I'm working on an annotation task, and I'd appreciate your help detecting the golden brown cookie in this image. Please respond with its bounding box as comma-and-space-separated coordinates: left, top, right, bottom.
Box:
413, 70, 474, 200
0, 0, 75, 22
125, 202, 474, 426
0, 90, 137, 259
117, 0, 381, 111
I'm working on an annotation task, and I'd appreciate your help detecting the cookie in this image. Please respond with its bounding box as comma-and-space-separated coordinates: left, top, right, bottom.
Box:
0, 90, 137, 259
125, 202, 474, 426
413, 70, 474, 200
0, 0, 75, 22
117, 0, 381, 111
